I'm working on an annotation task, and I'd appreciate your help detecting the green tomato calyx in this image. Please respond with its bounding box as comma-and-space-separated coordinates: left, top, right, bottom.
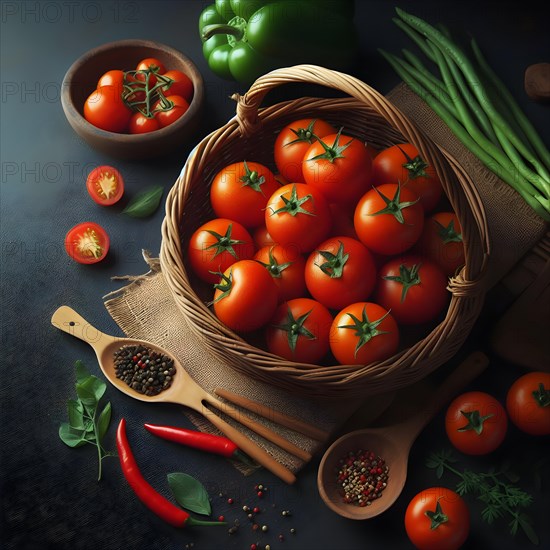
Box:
425, 499, 449, 530
397, 144, 430, 180
204, 223, 245, 259
274, 308, 316, 352
435, 218, 463, 244
256, 247, 292, 279
383, 262, 422, 302
457, 409, 494, 435
285, 119, 318, 146
338, 307, 391, 357
240, 160, 266, 193
369, 182, 420, 224
533, 383, 550, 408
307, 127, 353, 164
270, 185, 315, 217
315, 241, 349, 278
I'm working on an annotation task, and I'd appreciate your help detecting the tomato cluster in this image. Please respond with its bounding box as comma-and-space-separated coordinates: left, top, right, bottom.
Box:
187, 118, 467, 366
84, 57, 194, 134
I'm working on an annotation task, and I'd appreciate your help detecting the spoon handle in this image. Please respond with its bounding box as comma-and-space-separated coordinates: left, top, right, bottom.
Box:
202, 407, 297, 485
214, 388, 329, 441
51, 305, 114, 354
204, 394, 312, 462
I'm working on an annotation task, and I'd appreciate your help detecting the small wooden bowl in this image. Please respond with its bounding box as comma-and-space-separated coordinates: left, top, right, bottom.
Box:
61, 39, 205, 160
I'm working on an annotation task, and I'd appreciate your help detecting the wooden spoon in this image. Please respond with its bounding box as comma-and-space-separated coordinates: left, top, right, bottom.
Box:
317, 351, 489, 519
51, 305, 299, 484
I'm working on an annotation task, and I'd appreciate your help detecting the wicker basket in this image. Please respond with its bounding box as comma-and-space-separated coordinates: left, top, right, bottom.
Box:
160, 65, 489, 400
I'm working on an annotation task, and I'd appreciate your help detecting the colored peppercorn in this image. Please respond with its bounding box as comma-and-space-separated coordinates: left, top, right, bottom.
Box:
336, 449, 389, 506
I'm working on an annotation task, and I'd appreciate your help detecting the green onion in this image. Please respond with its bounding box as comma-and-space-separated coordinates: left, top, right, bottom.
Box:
385, 8, 550, 221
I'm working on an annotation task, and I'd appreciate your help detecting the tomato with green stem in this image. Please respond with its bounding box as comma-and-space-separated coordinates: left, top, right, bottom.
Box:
302, 129, 373, 207
274, 118, 336, 183
65, 222, 110, 264
210, 161, 281, 228
84, 85, 133, 133
371, 143, 443, 213
416, 211, 465, 276
375, 255, 449, 325
266, 298, 333, 363
135, 57, 166, 86
330, 302, 399, 365
265, 183, 331, 254
305, 236, 377, 311
506, 371, 550, 436
254, 244, 306, 302
86, 165, 124, 206
445, 391, 508, 455
354, 183, 424, 255
405, 487, 470, 550
187, 218, 255, 283
153, 95, 189, 128
212, 259, 278, 333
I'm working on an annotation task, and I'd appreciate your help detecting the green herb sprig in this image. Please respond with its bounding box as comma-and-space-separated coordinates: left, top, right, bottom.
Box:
59, 360, 116, 481
426, 449, 539, 545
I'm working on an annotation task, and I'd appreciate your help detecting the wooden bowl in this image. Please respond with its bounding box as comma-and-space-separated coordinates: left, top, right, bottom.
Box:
61, 39, 205, 160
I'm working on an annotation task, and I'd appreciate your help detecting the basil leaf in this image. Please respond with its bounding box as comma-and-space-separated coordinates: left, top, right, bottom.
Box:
167, 472, 212, 516
59, 423, 87, 447
96, 402, 112, 442
75, 360, 91, 383
122, 185, 164, 218
76, 375, 106, 407
67, 399, 84, 429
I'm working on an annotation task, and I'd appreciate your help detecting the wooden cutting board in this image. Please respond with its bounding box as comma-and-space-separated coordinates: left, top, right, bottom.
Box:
491, 255, 550, 372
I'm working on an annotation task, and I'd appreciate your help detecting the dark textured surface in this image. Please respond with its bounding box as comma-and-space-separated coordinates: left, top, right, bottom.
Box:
1, 1, 549, 549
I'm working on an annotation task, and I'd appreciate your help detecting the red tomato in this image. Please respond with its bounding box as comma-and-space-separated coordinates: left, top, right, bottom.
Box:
252, 225, 276, 249
265, 183, 331, 254
506, 371, 550, 436
302, 130, 373, 206
187, 218, 255, 283
210, 161, 281, 228
128, 112, 160, 134
254, 244, 306, 302
135, 57, 166, 86
330, 302, 399, 365
86, 165, 124, 206
445, 391, 508, 455
161, 69, 194, 102
371, 143, 443, 213
212, 259, 278, 333
329, 203, 357, 239
97, 69, 125, 94
266, 298, 333, 363
154, 95, 189, 128
65, 222, 110, 264
375, 255, 449, 325
274, 118, 336, 183
405, 487, 470, 550
84, 85, 133, 133
305, 236, 377, 311
354, 183, 424, 255
416, 212, 465, 276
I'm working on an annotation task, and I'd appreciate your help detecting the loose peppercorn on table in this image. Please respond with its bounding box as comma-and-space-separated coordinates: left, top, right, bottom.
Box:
2, 2, 549, 550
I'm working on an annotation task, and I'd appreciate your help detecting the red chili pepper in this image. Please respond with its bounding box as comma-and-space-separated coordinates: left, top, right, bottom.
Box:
144, 423, 257, 466
116, 418, 222, 527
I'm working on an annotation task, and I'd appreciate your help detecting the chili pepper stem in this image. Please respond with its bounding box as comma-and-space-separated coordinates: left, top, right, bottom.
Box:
186, 516, 227, 527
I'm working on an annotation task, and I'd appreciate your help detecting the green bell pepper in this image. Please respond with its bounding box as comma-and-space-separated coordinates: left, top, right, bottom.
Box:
199, 0, 359, 84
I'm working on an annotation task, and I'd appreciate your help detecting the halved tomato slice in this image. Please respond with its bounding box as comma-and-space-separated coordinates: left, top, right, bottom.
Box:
86, 165, 124, 206
65, 222, 110, 264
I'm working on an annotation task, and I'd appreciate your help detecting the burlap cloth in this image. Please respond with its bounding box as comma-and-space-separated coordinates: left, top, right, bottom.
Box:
103, 83, 548, 475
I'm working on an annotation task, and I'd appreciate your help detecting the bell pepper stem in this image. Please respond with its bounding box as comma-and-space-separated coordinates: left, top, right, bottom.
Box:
202, 23, 244, 42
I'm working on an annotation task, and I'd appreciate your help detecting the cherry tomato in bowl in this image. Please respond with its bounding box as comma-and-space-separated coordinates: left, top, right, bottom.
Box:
83, 85, 133, 133
161, 69, 194, 102
445, 391, 508, 455
405, 487, 470, 550
506, 371, 550, 436
154, 95, 189, 128
86, 165, 124, 206
65, 222, 110, 264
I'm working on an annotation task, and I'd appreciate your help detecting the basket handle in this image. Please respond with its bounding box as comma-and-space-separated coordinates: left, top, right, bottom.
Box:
233, 64, 427, 147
